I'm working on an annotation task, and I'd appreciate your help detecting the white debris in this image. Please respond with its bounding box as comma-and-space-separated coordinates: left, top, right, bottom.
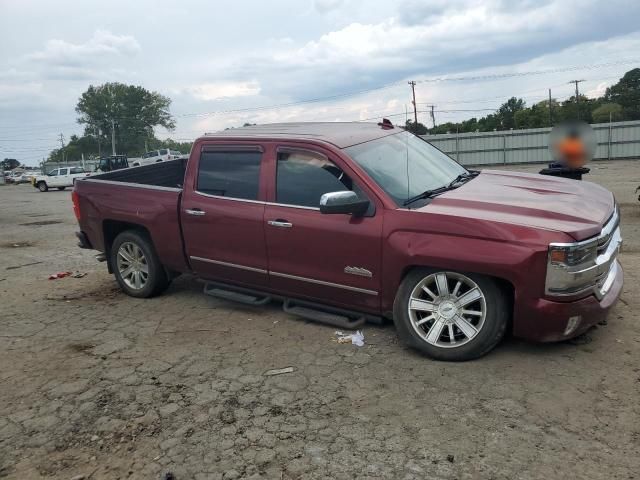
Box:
264, 366, 294, 376
335, 330, 365, 347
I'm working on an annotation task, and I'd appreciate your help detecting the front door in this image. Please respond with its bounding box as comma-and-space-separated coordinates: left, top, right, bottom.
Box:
264, 146, 383, 312
181, 144, 269, 289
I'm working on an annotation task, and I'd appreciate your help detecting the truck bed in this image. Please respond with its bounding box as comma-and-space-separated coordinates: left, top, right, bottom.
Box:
92, 158, 187, 189
74, 159, 190, 273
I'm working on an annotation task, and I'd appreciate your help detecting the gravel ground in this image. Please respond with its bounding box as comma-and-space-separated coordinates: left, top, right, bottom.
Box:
0, 160, 639, 480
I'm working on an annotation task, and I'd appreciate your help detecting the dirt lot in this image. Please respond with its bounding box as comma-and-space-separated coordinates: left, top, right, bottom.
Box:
0, 161, 639, 480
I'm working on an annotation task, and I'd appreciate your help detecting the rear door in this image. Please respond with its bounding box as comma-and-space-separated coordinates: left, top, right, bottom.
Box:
181, 144, 269, 289
264, 145, 383, 312
50, 168, 67, 187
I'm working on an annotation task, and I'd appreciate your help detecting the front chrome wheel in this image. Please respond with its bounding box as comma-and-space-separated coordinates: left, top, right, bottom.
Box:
408, 271, 487, 348
116, 241, 149, 290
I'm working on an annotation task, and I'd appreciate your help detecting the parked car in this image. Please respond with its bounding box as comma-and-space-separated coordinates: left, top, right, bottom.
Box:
6, 171, 27, 184
131, 149, 183, 167
72, 122, 623, 361
32, 166, 91, 192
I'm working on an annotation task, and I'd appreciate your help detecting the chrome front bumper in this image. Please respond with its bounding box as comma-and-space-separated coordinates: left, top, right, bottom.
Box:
545, 209, 622, 298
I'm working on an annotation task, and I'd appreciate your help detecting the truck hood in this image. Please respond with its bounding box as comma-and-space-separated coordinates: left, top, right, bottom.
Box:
422, 170, 614, 241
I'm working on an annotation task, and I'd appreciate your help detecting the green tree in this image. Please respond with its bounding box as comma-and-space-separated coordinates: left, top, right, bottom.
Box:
604, 68, 640, 120
2, 158, 20, 170
405, 119, 429, 135
558, 95, 595, 123
592, 103, 623, 123
497, 97, 526, 129
76, 83, 175, 155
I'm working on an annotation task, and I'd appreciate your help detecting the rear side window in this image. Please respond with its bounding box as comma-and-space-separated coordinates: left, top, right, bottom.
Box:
159, 149, 168, 155
276, 150, 356, 208
197, 150, 262, 200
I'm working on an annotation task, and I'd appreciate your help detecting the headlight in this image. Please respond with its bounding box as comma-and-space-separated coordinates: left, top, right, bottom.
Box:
548, 240, 598, 267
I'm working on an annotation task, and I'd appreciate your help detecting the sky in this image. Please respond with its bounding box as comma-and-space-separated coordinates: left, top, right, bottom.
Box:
1, 0, 639, 165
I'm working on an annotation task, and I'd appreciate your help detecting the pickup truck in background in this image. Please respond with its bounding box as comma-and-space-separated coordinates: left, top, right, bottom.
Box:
73, 122, 623, 361
33, 166, 91, 191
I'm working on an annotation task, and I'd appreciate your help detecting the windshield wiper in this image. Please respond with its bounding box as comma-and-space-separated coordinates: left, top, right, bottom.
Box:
403, 170, 479, 207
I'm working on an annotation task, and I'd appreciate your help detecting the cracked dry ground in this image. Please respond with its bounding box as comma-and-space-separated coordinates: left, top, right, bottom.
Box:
1, 161, 639, 480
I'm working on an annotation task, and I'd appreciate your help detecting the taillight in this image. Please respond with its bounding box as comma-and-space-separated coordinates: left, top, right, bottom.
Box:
72, 190, 81, 221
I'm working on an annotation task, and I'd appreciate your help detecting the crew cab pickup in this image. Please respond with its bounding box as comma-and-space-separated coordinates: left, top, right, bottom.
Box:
72, 122, 623, 360
33, 166, 91, 191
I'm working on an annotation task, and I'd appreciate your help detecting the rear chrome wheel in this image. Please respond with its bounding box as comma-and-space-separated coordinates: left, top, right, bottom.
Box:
408, 272, 486, 348
116, 241, 149, 290
110, 230, 170, 298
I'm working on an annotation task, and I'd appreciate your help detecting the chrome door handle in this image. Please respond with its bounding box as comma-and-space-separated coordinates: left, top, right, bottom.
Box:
185, 209, 206, 216
268, 220, 293, 228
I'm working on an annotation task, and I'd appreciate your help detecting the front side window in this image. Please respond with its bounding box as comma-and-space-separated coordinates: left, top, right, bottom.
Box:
59, 168, 69, 175
197, 150, 262, 200
344, 131, 467, 206
276, 149, 359, 208
48, 169, 58, 176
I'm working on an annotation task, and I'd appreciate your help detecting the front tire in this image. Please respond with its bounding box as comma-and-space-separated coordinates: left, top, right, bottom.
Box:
37, 182, 48, 192
110, 230, 170, 298
393, 269, 508, 361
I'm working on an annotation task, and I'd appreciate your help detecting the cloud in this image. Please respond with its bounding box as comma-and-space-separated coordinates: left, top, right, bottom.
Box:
25, 29, 140, 68
586, 82, 609, 99
314, 0, 344, 13
183, 81, 261, 101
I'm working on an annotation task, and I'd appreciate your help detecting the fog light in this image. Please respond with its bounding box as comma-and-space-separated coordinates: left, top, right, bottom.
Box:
564, 315, 582, 336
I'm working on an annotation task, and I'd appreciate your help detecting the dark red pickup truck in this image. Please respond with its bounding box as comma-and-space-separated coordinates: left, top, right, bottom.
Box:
73, 122, 623, 360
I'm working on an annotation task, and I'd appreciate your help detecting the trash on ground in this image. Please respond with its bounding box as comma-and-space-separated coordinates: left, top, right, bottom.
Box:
72, 272, 87, 278
264, 366, 294, 376
48, 271, 72, 280
335, 330, 365, 347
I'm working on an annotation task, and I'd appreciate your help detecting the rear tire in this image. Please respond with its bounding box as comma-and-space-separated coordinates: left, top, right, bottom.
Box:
393, 268, 508, 361
37, 182, 48, 192
110, 230, 170, 298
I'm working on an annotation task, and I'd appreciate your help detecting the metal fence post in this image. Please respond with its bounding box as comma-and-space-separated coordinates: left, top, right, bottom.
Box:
503, 134, 507, 165
608, 112, 612, 161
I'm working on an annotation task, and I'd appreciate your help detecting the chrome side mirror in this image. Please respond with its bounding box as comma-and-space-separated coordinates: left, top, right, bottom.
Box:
319, 191, 370, 216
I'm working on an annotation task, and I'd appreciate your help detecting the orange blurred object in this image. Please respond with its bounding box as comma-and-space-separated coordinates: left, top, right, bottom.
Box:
557, 136, 587, 168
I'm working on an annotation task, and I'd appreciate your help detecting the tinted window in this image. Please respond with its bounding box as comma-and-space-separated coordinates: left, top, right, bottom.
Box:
197, 150, 262, 200
70, 167, 84, 174
59, 168, 69, 175
159, 149, 168, 155
276, 150, 356, 208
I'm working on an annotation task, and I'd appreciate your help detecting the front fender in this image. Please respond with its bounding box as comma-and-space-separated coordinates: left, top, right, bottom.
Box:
381, 230, 548, 316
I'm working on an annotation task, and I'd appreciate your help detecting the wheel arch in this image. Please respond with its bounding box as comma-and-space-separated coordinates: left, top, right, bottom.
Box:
103, 220, 152, 274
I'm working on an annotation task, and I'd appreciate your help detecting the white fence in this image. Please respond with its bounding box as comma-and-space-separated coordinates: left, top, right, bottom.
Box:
422, 120, 640, 166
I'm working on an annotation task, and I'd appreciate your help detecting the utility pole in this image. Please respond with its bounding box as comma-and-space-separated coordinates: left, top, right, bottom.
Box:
548, 89, 553, 126
58, 133, 66, 164
568, 79, 585, 119
408, 81, 418, 132
426, 104, 436, 129
110, 119, 116, 155
95, 127, 102, 158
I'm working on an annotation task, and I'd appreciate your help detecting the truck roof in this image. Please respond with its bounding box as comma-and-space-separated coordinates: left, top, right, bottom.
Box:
201, 121, 401, 149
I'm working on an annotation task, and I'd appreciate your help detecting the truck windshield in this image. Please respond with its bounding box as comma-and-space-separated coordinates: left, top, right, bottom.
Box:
344, 131, 467, 206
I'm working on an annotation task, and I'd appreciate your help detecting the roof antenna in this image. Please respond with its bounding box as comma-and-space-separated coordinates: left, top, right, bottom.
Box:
378, 118, 394, 129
